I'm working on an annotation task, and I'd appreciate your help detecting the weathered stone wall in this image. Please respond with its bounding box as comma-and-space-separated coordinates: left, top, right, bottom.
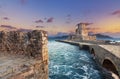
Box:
0, 30, 48, 79
68, 23, 96, 41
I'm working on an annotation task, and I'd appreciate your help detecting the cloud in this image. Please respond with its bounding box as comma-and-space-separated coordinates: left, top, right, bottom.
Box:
78, 22, 93, 26
3, 17, 10, 20
35, 19, 44, 23
47, 17, 54, 23
0, 25, 16, 29
17, 28, 32, 32
84, 22, 93, 26
36, 26, 45, 28
111, 10, 120, 15
112, 10, 120, 17
0, 25, 32, 32
86, 27, 100, 33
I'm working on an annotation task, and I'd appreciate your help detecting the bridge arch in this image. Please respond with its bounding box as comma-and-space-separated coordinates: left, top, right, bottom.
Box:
90, 48, 95, 57
102, 58, 119, 76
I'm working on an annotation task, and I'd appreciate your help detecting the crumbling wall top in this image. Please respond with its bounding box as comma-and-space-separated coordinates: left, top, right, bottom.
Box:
0, 30, 48, 59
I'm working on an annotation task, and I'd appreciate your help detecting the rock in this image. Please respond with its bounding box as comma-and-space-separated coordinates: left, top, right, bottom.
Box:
0, 30, 48, 79
0, 30, 48, 59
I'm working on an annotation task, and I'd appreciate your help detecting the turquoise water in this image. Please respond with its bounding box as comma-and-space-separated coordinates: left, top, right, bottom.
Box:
48, 40, 103, 79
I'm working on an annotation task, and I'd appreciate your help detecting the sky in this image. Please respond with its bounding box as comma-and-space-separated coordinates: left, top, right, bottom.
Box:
0, 0, 120, 37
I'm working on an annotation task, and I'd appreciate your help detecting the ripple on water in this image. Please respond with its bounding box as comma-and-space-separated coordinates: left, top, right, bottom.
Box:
48, 40, 103, 79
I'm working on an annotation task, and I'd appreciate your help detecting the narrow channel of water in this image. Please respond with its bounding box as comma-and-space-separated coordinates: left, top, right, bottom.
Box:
48, 40, 103, 79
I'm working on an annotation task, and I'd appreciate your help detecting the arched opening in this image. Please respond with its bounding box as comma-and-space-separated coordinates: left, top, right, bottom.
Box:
102, 59, 119, 76
91, 48, 95, 57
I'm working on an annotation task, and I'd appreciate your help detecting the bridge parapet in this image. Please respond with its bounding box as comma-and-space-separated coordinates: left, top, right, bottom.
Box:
89, 45, 120, 76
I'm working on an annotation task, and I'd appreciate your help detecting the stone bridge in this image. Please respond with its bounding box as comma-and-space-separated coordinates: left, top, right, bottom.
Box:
56, 40, 120, 77
89, 44, 120, 77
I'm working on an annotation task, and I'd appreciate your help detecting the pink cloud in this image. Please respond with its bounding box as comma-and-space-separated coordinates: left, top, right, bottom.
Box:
3, 17, 10, 20
111, 10, 120, 15
36, 26, 45, 28
0, 25, 16, 29
35, 19, 44, 23
84, 22, 93, 26
47, 17, 54, 23
78, 22, 93, 26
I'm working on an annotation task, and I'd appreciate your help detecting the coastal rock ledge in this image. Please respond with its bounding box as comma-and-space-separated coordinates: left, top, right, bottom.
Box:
0, 30, 48, 79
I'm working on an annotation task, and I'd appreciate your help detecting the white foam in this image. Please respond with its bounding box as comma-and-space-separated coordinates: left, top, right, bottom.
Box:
65, 71, 73, 75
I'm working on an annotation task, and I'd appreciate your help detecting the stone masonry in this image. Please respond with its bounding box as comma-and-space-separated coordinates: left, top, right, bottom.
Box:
68, 23, 96, 41
0, 30, 48, 79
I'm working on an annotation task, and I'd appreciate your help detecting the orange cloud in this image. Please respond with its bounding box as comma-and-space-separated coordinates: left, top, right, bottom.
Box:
91, 16, 120, 34
88, 26, 120, 34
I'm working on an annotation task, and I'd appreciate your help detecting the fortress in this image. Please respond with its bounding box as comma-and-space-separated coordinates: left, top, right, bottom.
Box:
68, 23, 96, 41
57, 22, 120, 78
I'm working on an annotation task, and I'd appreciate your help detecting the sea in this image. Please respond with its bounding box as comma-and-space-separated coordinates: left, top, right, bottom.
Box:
48, 39, 104, 79
48, 37, 120, 79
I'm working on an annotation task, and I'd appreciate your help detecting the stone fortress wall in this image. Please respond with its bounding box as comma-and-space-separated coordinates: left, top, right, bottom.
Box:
68, 23, 96, 41
0, 30, 48, 79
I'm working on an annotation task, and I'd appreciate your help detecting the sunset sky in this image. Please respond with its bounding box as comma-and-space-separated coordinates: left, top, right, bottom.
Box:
0, 0, 120, 37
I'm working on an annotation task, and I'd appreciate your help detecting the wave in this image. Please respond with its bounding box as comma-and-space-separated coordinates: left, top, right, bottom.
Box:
48, 40, 103, 79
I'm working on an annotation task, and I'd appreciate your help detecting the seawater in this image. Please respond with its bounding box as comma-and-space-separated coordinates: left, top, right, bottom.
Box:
48, 40, 103, 79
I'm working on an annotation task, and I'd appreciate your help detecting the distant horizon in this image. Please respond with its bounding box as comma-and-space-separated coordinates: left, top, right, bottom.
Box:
0, 0, 120, 38
0, 24, 120, 38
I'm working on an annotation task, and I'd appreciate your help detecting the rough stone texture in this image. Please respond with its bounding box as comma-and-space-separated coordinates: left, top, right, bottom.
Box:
0, 30, 48, 79
99, 45, 120, 59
